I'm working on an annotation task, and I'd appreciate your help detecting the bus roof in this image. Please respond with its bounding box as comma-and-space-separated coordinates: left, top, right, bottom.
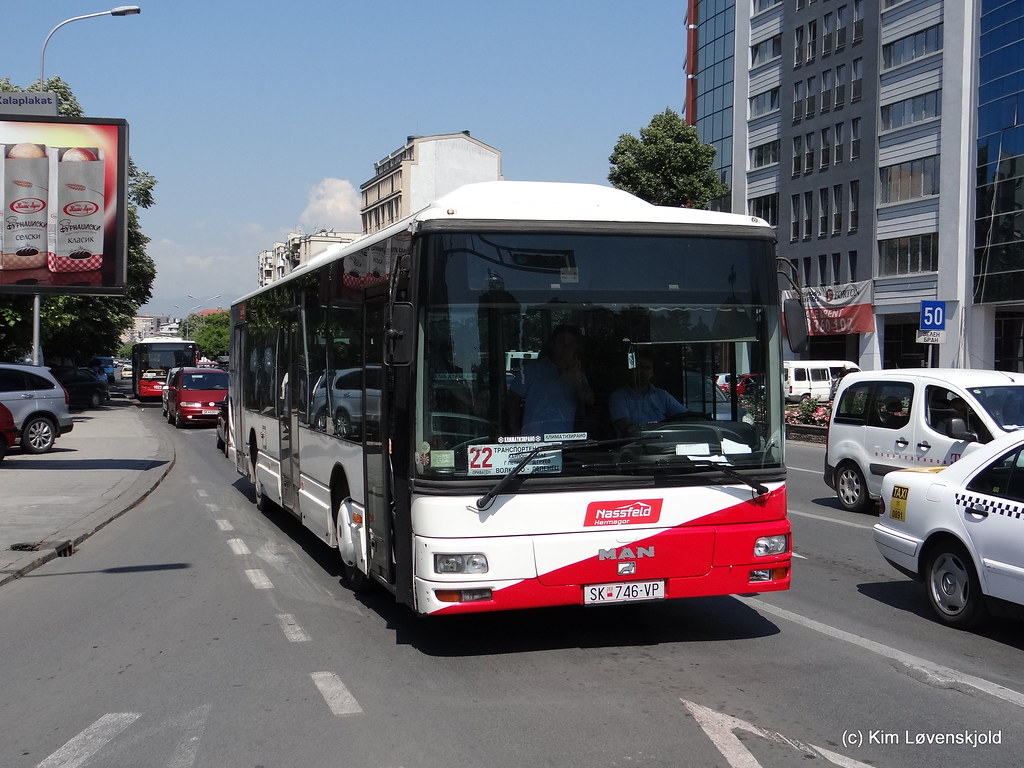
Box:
234, 181, 772, 306
417, 181, 768, 228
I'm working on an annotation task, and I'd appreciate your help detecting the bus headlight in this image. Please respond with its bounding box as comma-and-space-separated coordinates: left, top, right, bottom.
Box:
753, 534, 789, 557
434, 553, 489, 574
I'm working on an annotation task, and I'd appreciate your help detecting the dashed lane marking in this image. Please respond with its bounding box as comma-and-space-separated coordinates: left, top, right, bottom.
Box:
227, 538, 250, 555
276, 613, 310, 642
311, 672, 363, 716
215, 519, 233, 531
244, 569, 274, 589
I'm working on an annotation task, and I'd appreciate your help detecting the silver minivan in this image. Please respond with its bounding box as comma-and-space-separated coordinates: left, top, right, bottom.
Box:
0, 363, 74, 453
824, 369, 1024, 511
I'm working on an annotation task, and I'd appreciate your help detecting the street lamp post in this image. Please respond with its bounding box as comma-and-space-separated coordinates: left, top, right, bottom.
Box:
30, 6, 141, 365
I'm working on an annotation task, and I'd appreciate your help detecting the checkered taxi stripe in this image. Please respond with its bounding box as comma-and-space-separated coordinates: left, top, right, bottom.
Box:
954, 492, 1024, 520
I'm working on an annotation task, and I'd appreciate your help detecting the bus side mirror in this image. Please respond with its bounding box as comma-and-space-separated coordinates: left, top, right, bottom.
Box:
783, 297, 809, 354
389, 302, 414, 366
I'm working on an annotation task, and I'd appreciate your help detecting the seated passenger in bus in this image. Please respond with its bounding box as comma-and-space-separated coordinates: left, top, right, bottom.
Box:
609, 355, 687, 436
506, 325, 594, 436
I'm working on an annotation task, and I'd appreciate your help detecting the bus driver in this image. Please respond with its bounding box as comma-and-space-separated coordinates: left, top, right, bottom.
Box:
507, 325, 595, 436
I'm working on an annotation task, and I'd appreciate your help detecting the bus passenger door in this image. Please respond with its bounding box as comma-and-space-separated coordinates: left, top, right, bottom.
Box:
278, 320, 300, 512
364, 296, 394, 584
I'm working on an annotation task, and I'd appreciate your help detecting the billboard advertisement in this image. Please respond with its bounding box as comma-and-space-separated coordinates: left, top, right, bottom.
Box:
0, 114, 128, 296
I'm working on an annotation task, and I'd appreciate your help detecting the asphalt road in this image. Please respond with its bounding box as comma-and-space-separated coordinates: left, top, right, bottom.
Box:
1, 408, 1021, 768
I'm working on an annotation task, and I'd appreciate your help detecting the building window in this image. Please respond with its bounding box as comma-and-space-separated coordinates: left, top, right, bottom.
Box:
836, 5, 849, 49
807, 20, 818, 61
806, 76, 817, 116
880, 90, 941, 131
749, 193, 779, 225
750, 140, 781, 168
804, 191, 814, 239
882, 24, 943, 70
853, 0, 864, 42
834, 122, 844, 163
751, 34, 782, 67
794, 26, 805, 66
819, 188, 830, 236
851, 58, 863, 102
823, 12, 835, 55
818, 254, 828, 286
833, 184, 843, 232
794, 81, 806, 120
793, 136, 803, 175
835, 64, 847, 107
878, 233, 939, 276
791, 194, 801, 241
751, 87, 781, 117
832, 253, 842, 284
879, 156, 940, 203
850, 117, 861, 159
821, 127, 832, 166
754, 0, 782, 12
805, 132, 815, 172
821, 69, 834, 111
849, 180, 860, 231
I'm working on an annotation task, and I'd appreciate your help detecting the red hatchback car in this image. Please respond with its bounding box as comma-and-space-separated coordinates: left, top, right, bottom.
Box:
0, 402, 17, 463
165, 367, 228, 428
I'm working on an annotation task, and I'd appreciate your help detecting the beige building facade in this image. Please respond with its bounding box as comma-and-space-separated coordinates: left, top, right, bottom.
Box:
360, 132, 503, 235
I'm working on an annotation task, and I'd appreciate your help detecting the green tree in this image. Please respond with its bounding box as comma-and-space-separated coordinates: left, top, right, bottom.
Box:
608, 108, 728, 209
0, 77, 157, 363
191, 311, 229, 360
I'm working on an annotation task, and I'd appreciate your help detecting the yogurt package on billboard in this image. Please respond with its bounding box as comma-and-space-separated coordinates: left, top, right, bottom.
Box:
1, 143, 50, 270
48, 146, 104, 273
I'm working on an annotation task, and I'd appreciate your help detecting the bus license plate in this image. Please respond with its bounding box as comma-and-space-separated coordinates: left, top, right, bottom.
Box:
584, 580, 665, 605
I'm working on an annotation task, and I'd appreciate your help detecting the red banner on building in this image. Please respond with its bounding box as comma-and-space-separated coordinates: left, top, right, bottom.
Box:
784, 281, 875, 336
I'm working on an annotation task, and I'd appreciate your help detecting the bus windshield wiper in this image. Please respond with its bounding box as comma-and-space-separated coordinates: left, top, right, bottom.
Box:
585, 455, 769, 496
473, 437, 630, 510
667, 457, 769, 496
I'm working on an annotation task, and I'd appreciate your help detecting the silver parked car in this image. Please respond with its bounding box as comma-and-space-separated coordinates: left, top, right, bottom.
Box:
0, 363, 74, 453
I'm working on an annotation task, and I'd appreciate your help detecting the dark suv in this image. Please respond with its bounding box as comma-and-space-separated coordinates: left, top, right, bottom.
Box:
0, 363, 74, 453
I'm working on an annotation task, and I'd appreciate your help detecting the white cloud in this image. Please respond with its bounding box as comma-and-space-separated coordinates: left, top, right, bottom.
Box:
299, 178, 362, 233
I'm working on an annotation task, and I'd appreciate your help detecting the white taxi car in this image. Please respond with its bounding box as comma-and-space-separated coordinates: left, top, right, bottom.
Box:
874, 429, 1024, 629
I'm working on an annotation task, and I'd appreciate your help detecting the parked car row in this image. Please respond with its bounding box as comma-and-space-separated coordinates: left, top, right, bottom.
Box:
0, 362, 75, 456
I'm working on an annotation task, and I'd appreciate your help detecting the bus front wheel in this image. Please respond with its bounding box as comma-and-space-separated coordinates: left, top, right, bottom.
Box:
334, 495, 370, 593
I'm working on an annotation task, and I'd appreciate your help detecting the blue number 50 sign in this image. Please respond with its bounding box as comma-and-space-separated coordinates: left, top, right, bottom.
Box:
920, 301, 946, 331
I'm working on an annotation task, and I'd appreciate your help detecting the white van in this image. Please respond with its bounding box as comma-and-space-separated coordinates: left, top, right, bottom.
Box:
824, 368, 1024, 511
783, 360, 859, 402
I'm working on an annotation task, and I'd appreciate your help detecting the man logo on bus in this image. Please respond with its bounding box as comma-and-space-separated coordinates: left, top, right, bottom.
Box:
584, 498, 663, 527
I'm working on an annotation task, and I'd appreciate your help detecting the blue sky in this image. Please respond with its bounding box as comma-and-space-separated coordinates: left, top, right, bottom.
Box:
5, 1, 685, 316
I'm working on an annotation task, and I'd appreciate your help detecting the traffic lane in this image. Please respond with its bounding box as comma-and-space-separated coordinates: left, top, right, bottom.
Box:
191, 426, 1024, 768
4, 417, 1019, 768
778, 441, 1024, 708
0, 445, 340, 768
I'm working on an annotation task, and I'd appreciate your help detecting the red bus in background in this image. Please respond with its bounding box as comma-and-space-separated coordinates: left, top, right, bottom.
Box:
131, 338, 196, 399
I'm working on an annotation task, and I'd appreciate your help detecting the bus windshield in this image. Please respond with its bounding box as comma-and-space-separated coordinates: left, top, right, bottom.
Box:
415, 230, 783, 481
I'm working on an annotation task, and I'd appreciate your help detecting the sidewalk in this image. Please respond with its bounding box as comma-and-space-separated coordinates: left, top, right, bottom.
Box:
0, 394, 174, 587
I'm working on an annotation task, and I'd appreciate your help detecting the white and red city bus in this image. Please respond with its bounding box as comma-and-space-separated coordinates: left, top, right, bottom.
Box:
228, 181, 805, 616
131, 337, 196, 399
